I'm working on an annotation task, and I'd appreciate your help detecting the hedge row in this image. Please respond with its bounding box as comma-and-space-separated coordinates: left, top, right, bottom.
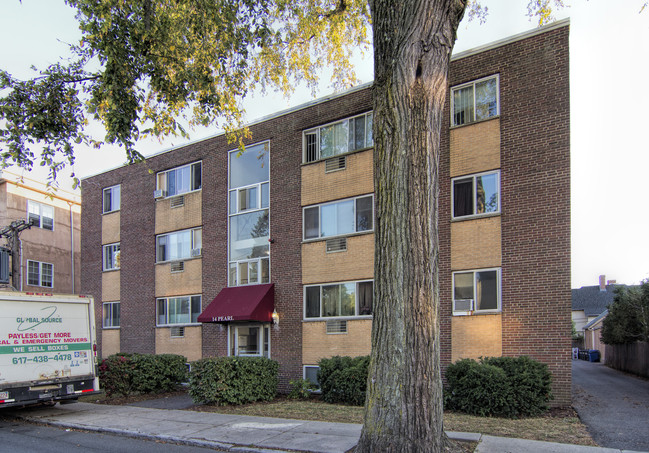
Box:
318, 355, 369, 406
445, 356, 552, 417
189, 356, 278, 405
99, 353, 188, 397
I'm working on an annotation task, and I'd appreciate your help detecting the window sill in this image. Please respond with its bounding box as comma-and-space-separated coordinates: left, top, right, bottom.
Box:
156, 323, 201, 328
449, 115, 500, 130
102, 268, 120, 273
102, 326, 120, 330
301, 146, 374, 166
155, 188, 202, 201
102, 210, 120, 216
451, 211, 501, 223
302, 229, 374, 244
155, 256, 202, 265
452, 310, 501, 317
303, 315, 373, 322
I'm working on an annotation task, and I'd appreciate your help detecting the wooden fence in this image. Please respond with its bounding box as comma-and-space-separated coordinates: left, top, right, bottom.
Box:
605, 342, 649, 378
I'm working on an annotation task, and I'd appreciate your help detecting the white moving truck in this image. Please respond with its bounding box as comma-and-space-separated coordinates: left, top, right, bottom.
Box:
0, 292, 100, 407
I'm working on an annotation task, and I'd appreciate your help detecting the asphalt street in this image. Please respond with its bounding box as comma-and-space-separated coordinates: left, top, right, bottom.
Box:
572, 359, 649, 452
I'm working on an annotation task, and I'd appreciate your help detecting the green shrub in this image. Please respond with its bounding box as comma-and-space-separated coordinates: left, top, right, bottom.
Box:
481, 356, 552, 416
98, 353, 188, 397
445, 356, 552, 418
318, 355, 369, 406
288, 379, 317, 399
189, 356, 278, 405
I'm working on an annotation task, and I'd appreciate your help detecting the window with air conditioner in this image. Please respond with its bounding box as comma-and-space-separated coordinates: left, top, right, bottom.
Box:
156, 228, 202, 262
303, 112, 373, 163
156, 161, 202, 197
453, 268, 500, 314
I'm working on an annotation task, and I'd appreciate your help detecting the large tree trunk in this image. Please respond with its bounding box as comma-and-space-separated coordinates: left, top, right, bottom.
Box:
357, 1, 466, 451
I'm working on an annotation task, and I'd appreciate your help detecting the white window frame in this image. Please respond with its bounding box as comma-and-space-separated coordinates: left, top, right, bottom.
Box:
227, 323, 271, 358
103, 185, 121, 213
155, 228, 202, 263
303, 279, 373, 320
103, 302, 120, 328
303, 365, 321, 391
303, 194, 374, 241
156, 295, 202, 326
228, 142, 270, 287
452, 267, 501, 315
26, 260, 54, 288
451, 170, 501, 220
103, 243, 121, 271
303, 111, 373, 163
27, 200, 54, 231
156, 161, 202, 198
451, 74, 500, 127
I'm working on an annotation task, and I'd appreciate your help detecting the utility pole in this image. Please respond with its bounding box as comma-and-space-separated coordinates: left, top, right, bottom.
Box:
0, 219, 33, 290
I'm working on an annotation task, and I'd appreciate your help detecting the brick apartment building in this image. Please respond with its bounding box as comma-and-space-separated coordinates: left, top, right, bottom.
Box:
0, 171, 81, 293
81, 20, 571, 405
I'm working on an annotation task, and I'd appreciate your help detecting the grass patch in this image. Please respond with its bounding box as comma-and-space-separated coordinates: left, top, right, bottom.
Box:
194, 397, 596, 446
84, 390, 596, 447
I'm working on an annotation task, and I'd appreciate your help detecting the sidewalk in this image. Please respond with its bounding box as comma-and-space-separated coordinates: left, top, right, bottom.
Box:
4, 402, 646, 453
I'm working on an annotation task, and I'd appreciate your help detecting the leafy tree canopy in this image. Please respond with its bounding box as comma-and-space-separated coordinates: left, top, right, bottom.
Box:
601, 281, 649, 345
0, 0, 564, 188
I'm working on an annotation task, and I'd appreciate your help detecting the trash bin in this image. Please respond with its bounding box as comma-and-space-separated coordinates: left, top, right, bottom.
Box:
579, 349, 588, 360
588, 349, 600, 362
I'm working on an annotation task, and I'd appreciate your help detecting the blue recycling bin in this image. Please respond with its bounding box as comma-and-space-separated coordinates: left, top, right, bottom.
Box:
587, 349, 600, 362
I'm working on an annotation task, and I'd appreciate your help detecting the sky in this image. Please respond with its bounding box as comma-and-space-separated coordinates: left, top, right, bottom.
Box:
1, 0, 648, 288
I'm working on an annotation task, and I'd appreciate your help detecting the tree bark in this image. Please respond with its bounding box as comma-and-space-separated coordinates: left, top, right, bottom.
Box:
357, 1, 466, 451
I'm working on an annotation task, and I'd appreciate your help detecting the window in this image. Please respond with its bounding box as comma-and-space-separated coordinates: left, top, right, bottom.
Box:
303, 195, 373, 240
451, 75, 499, 127
27, 201, 54, 230
156, 161, 202, 197
156, 228, 202, 262
453, 268, 500, 313
27, 260, 53, 288
103, 302, 120, 328
229, 142, 270, 286
103, 185, 121, 213
156, 295, 201, 325
304, 366, 320, 389
103, 243, 121, 271
452, 171, 500, 219
228, 324, 270, 357
303, 112, 373, 163
305, 280, 373, 319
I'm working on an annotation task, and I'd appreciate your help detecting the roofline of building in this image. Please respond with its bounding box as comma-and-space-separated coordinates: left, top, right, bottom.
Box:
82, 18, 570, 182
0, 170, 81, 205
584, 309, 609, 330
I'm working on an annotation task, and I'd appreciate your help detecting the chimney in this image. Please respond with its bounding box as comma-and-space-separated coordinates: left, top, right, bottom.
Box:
599, 275, 606, 292
607, 279, 616, 286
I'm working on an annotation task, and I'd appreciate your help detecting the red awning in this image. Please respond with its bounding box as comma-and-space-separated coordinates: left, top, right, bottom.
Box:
197, 283, 274, 323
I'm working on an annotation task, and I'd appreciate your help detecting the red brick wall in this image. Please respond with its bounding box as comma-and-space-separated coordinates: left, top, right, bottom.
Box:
441, 25, 571, 406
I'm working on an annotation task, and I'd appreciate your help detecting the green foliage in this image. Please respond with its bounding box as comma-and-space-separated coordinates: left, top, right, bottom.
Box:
0, 0, 371, 184
98, 353, 188, 397
445, 356, 552, 417
318, 355, 369, 406
602, 281, 649, 344
288, 378, 317, 399
188, 356, 278, 405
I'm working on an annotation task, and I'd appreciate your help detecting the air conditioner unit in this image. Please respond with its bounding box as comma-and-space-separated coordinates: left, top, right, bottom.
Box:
154, 189, 166, 199
190, 248, 202, 257
453, 299, 474, 313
